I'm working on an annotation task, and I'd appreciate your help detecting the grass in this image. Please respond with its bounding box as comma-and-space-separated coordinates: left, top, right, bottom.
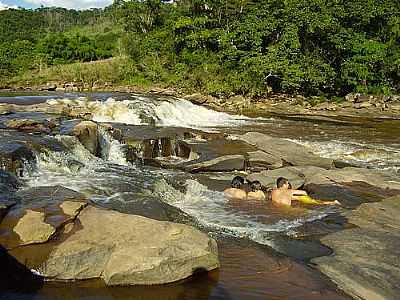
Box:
5, 57, 131, 89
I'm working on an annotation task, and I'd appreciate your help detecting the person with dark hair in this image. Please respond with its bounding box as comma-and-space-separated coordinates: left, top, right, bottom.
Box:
224, 176, 247, 200
272, 177, 340, 206
247, 180, 266, 201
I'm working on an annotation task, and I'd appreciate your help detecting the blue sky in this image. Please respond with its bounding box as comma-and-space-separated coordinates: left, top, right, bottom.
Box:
0, 0, 113, 9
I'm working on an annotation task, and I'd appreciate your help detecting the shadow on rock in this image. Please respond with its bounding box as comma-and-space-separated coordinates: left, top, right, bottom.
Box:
0, 245, 44, 293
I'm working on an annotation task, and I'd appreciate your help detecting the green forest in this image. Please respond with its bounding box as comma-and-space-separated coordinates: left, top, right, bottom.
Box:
0, 0, 399, 97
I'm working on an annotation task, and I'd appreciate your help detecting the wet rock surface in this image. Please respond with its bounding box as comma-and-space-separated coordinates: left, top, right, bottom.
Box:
0, 186, 88, 249
13, 210, 56, 245
246, 167, 305, 189
237, 132, 334, 169
5, 118, 57, 134
71, 121, 100, 156
312, 196, 400, 300
99, 195, 196, 225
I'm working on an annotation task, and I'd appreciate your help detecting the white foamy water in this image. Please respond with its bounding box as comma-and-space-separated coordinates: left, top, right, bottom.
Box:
288, 138, 400, 172
47, 96, 254, 130
98, 127, 130, 165
152, 98, 249, 128
154, 179, 337, 247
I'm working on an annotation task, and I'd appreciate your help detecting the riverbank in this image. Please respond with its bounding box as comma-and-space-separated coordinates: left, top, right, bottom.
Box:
1, 83, 399, 120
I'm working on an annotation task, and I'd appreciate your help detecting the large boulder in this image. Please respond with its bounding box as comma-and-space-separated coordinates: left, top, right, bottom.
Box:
237, 132, 334, 169
72, 121, 99, 156
99, 195, 196, 225
312, 196, 400, 300
41, 205, 219, 285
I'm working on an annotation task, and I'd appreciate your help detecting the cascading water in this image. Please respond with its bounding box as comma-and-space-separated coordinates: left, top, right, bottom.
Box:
46, 96, 255, 130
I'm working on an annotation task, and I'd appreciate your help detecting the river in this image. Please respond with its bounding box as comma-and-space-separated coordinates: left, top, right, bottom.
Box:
1, 92, 399, 300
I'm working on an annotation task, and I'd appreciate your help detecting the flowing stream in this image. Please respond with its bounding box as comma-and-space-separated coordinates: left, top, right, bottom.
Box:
1, 92, 399, 300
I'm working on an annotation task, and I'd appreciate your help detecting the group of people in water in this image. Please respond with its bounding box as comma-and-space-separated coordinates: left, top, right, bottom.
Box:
224, 176, 340, 207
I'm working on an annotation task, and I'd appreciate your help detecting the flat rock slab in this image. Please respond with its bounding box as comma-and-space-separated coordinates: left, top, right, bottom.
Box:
312, 196, 400, 300
238, 132, 334, 169
247, 167, 305, 189
42, 206, 219, 286
60, 201, 87, 217
302, 167, 400, 207
184, 154, 245, 172
13, 210, 55, 245
246, 150, 282, 171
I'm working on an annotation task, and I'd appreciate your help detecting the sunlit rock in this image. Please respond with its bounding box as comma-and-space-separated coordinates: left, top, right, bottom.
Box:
13, 210, 56, 245
312, 196, 400, 300
72, 121, 100, 156
42, 206, 219, 285
238, 132, 334, 169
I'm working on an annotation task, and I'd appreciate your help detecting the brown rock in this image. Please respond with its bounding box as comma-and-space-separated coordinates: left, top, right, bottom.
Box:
60, 201, 87, 217
246, 150, 283, 171
312, 196, 400, 300
238, 132, 333, 169
42, 206, 219, 285
247, 167, 305, 189
13, 210, 56, 245
72, 121, 99, 156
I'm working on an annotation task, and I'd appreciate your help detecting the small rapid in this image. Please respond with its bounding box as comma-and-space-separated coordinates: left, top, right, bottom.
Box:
47, 96, 254, 130
289, 139, 400, 173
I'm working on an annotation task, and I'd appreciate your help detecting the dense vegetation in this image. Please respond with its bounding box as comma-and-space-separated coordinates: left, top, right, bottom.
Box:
1, 0, 399, 97
0, 7, 118, 78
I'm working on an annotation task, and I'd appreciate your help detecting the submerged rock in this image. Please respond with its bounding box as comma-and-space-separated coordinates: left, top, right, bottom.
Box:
0, 200, 16, 223
42, 205, 219, 285
0, 129, 69, 176
312, 196, 400, 300
13, 210, 56, 245
0, 186, 88, 249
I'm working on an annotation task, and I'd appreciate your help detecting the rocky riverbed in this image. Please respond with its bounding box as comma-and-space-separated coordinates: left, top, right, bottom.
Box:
0, 92, 399, 299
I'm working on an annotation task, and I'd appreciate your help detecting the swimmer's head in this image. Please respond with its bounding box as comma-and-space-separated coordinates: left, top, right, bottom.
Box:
250, 180, 262, 192
277, 177, 289, 188
231, 176, 245, 189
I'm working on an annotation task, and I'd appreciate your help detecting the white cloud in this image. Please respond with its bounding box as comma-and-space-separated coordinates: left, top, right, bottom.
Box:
0, 1, 18, 10
23, 0, 113, 9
